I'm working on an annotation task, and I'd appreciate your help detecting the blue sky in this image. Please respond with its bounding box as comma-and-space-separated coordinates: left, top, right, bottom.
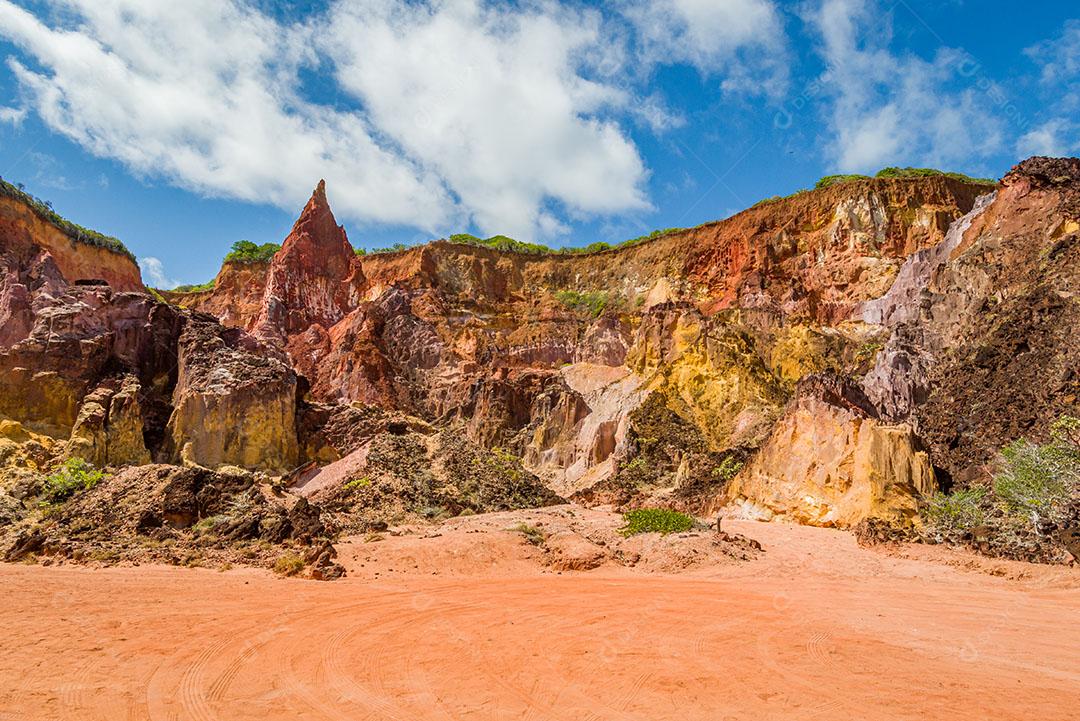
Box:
0, 1, 1076, 288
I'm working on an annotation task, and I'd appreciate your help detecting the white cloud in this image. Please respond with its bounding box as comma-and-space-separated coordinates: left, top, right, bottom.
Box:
0, 104, 25, 124
1016, 119, 1077, 158
138, 257, 178, 289
1026, 20, 1080, 89
0, 0, 661, 241
0, 0, 454, 231
319, 0, 650, 240
808, 0, 1003, 172
1025, 20, 1080, 117
620, 0, 787, 95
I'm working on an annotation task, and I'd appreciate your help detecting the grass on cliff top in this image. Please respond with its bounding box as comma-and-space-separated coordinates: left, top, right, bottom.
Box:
0, 176, 134, 261
619, 508, 695, 537
354, 225, 687, 258
171, 280, 215, 293
752, 166, 998, 209
167, 240, 277, 292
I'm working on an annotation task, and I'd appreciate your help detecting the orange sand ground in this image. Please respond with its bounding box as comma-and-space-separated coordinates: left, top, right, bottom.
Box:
1, 516, 1077, 721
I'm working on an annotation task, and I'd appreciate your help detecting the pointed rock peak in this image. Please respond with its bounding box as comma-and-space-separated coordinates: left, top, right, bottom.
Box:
300, 179, 330, 218
286, 179, 346, 251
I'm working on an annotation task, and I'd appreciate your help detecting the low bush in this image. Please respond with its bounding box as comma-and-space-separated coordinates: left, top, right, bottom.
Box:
993, 417, 1080, 528
711, 456, 744, 484
922, 416, 1079, 559
368, 242, 413, 255
554, 290, 609, 317
273, 552, 305, 577
923, 486, 988, 534
172, 280, 215, 293
511, 522, 546, 546
40, 458, 106, 504
223, 240, 281, 264
620, 508, 695, 537
815, 174, 871, 189
875, 166, 997, 185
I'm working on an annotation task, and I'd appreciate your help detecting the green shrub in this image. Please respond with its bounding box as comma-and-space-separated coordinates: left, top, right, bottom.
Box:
874, 167, 996, 185
449, 233, 554, 255
617, 227, 685, 248
172, 280, 215, 293
510, 522, 546, 546
554, 290, 609, 317
223, 240, 280, 264
0, 176, 134, 260
815, 174, 871, 189
40, 458, 106, 504
751, 189, 809, 208
273, 552, 305, 577
993, 417, 1080, 525
579, 241, 613, 253
445, 228, 685, 256
924, 415, 1079, 544
751, 166, 996, 212
368, 242, 413, 255
344, 476, 373, 492
924, 486, 988, 533
620, 508, 695, 536
711, 456, 744, 483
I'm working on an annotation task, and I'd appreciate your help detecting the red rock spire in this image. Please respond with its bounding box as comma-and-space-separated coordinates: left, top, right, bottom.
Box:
253, 180, 363, 340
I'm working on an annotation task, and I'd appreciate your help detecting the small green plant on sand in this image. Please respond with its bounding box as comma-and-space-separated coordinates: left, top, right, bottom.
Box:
619, 508, 695, 537
273, 552, 306, 577
510, 522, 546, 546
344, 476, 372, 492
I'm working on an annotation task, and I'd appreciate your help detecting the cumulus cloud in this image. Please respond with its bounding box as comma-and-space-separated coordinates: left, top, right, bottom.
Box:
1022, 21, 1080, 144
1026, 19, 1080, 93
0, 0, 808, 241
0, 104, 25, 124
0, 0, 454, 231
0, 0, 663, 240
807, 0, 1003, 172
138, 257, 178, 289
320, 0, 650, 240
620, 0, 788, 95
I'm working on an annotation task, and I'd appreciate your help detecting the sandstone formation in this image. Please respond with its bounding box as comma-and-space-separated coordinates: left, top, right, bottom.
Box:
720, 374, 935, 527
165, 315, 299, 474
1, 159, 1078, 556
0, 193, 143, 294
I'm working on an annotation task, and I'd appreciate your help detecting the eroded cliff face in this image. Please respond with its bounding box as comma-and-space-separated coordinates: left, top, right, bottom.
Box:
0, 195, 143, 295
862, 158, 1080, 485
160, 174, 995, 525
0, 212, 300, 474
2, 161, 1076, 532
719, 374, 934, 527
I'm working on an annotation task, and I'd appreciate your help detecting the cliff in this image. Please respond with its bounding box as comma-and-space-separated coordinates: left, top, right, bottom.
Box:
1, 160, 1076, 537
0, 193, 142, 293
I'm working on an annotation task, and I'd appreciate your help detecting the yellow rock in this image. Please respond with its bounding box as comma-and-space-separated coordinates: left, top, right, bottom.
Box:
65, 377, 151, 467
721, 391, 935, 527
